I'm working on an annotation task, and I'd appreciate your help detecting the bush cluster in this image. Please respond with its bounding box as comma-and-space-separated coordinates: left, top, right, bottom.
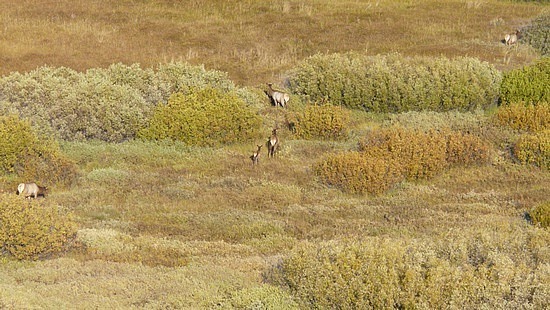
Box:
316, 126, 491, 194
513, 130, 550, 170
0, 115, 77, 186
499, 57, 550, 105
138, 88, 262, 146
288, 53, 501, 112
0, 193, 77, 260
290, 103, 350, 140
275, 233, 548, 309
0, 62, 252, 142
520, 13, 550, 56
492, 102, 550, 132
530, 201, 550, 228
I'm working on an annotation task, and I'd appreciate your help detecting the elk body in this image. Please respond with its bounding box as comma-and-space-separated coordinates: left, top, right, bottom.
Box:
250, 144, 262, 165
266, 83, 289, 108
267, 128, 279, 158
504, 30, 521, 46
17, 182, 47, 198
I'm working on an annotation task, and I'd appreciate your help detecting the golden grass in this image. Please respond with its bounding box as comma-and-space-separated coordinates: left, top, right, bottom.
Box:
0, 0, 544, 85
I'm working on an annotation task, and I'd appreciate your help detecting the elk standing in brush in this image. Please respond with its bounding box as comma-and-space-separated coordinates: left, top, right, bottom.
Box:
265, 83, 289, 108
250, 144, 262, 165
504, 29, 521, 46
267, 128, 279, 158
16, 182, 48, 199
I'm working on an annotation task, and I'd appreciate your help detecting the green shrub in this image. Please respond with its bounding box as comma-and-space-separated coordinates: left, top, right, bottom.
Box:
499, 57, 550, 105
530, 201, 550, 228
290, 103, 350, 140
316, 126, 491, 194
0, 115, 77, 186
493, 102, 550, 132
288, 53, 501, 112
513, 130, 550, 170
275, 234, 549, 309
520, 13, 550, 56
0, 62, 254, 142
139, 88, 262, 146
0, 193, 77, 260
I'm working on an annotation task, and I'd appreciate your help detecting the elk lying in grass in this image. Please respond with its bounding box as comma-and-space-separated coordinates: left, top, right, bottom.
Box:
504, 29, 521, 46
17, 182, 48, 198
250, 144, 262, 165
266, 83, 289, 108
267, 128, 279, 158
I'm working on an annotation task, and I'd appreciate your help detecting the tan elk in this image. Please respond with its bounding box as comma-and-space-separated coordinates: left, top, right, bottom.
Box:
504, 29, 521, 46
250, 144, 262, 165
266, 83, 289, 108
267, 128, 279, 158
16, 182, 48, 199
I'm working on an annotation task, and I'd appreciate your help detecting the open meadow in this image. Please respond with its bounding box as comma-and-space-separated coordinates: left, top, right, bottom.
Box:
0, 0, 549, 309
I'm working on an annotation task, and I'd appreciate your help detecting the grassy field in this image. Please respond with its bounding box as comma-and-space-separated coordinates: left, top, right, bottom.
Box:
0, 0, 549, 309
0, 0, 544, 85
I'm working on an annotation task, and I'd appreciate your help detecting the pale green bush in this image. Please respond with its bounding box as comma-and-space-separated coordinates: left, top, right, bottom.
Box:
0, 194, 77, 260
275, 230, 549, 309
0, 62, 256, 142
288, 53, 501, 112
219, 285, 299, 309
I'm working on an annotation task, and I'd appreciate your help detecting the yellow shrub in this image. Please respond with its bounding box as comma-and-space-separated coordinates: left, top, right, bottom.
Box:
0, 115, 78, 186
0, 194, 77, 260
292, 104, 350, 140
530, 201, 550, 228
513, 130, 550, 170
493, 102, 550, 132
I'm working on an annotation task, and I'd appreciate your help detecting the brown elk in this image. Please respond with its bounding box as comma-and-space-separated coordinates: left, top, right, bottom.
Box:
504, 29, 521, 46
250, 144, 262, 165
267, 128, 279, 158
17, 182, 48, 198
265, 83, 290, 108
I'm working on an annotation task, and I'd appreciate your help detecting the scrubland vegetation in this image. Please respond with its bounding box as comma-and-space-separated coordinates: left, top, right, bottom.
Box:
0, 0, 549, 309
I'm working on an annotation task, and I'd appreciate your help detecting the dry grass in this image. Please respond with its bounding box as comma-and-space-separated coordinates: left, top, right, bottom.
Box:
0, 0, 549, 308
0, 0, 544, 85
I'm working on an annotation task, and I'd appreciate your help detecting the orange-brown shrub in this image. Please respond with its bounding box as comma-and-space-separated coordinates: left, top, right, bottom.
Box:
315, 151, 401, 195
316, 126, 491, 194
492, 102, 550, 133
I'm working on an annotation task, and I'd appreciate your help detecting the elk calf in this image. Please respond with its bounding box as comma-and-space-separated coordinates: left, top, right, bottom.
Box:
17, 182, 48, 199
250, 144, 262, 165
266, 83, 290, 108
268, 128, 279, 158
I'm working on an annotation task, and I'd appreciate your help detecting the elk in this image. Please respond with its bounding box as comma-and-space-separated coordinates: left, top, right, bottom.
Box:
504, 29, 521, 46
16, 182, 48, 199
250, 144, 262, 165
266, 83, 290, 108
267, 128, 279, 158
